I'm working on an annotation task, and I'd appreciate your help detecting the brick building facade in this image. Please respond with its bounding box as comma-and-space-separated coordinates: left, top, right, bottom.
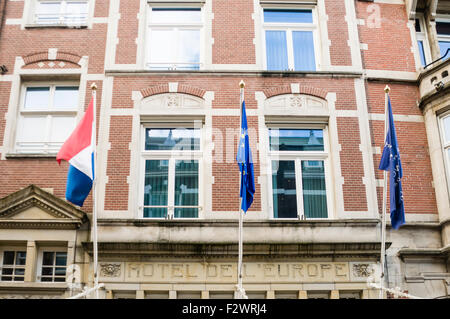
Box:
0, 0, 448, 299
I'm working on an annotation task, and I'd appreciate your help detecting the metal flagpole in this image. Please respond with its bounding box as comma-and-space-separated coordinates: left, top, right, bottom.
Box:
379, 85, 390, 299
237, 80, 247, 299
91, 83, 99, 299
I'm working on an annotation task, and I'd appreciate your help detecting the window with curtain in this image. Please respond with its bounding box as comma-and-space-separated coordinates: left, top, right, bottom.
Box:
269, 128, 328, 219
263, 9, 317, 71
436, 20, 450, 60
440, 114, 450, 193
34, 0, 88, 25
15, 84, 79, 154
415, 17, 431, 67
142, 127, 201, 219
146, 7, 202, 70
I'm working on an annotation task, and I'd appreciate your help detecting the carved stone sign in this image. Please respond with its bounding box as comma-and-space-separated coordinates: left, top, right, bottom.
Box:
97, 262, 372, 284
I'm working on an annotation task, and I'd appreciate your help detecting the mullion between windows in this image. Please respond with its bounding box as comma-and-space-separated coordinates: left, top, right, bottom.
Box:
295, 158, 304, 219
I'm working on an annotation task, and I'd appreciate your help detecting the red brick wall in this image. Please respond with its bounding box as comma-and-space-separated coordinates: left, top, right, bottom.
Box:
325, 0, 352, 66
356, 2, 416, 72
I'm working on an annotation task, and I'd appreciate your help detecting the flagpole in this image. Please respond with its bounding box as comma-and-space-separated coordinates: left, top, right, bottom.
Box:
380, 85, 390, 299
237, 80, 246, 299
91, 83, 99, 299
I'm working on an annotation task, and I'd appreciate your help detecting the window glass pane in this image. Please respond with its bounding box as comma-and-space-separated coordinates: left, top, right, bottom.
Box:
54, 87, 79, 109
66, 2, 88, 14
145, 128, 200, 151
50, 116, 76, 143
55, 252, 67, 266
302, 161, 327, 218
144, 160, 169, 218
3, 252, 15, 265
437, 21, 450, 35
24, 87, 50, 110
269, 129, 324, 151
178, 30, 200, 69
55, 267, 66, 276
418, 40, 426, 66
42, 252, 54, 266
443, 116, 450, 143
17, 116, 47, 143
148, 29, 177, 68
265, 31, 288, 71
14, 276, 24, 282
439, 41, 450, 59
42, 267, 53, 276
174, 160, 198, 218
264, 9, 313, 23
415, 19, 421, 32
16, 252, 27, 265
2, 268, 13, 275
36, 2, 61, 24
151, 8, 201, 24
292, 31, 316, 71
272, 160, 297, 218
14, 268, 25, 276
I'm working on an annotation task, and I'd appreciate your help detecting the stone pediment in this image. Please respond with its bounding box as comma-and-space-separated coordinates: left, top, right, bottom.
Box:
0, 185, 88, 229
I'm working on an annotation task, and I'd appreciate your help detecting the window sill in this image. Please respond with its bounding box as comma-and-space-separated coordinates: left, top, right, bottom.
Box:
24, 24, 88, 29
5, 153, 57, 159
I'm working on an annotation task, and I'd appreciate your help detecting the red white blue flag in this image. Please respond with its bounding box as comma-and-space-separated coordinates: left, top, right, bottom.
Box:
56, 97, 95, 207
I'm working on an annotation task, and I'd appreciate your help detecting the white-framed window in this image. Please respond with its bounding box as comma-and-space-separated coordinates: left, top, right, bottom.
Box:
14, 83, 79, 154
0, 250, 27, 282
146, 6, 204, 70
36, 250, 67, 282
436, 16, 450, 59
140, 124, 203, 219
262, 7, 319, 71
439, 112, 450, 194
33, 0, 89, 26
268, 126, 329, 219
415, 15, 432, 67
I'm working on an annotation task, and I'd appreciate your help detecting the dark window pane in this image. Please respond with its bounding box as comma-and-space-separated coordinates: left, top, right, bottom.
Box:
54, 277, 66, 282
174, 208, 198, 218
415, 19, 421, 32
302, 161, 328, 218
42, 267, 53, 276
437, 21, 450, 35
41, 277, 52, 282
14, 268, 25, 276
55, 253, 67, 266
55, 267, 66, 276
1, 276, 12, 281
144, 207, 167, 218
42, 252, 54, 266
14, 276, 24, 282
439, 41, 450, 60
3, 251, 14, 265
145, 128, 200, 151
264, 9, 313, 23
2, 268, 13, 275
272, 160, 297, 218
16, 252, 26, 265
269, 129, 324, 151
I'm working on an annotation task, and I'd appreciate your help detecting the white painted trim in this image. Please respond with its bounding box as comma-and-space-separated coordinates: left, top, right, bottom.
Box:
364, 69, 418, 81
344, 0, 363, 70
368, 113, 424, 122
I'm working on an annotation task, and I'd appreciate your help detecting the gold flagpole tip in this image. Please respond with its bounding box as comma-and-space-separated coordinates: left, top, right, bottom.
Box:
91, 83, 98, 90
239, 80, 245, 89
384, 85, 390, 93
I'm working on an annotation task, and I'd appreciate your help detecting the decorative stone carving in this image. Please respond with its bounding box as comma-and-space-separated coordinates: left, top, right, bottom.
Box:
352, 264, 374, 277
100, 263, 121, 277
0, 294, 61, 299
166, 94, 180, 108
289, 96, 303, 108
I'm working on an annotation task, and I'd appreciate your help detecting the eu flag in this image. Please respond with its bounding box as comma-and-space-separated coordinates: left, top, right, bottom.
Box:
237, 101, 255, 213
379, 96, 405, 230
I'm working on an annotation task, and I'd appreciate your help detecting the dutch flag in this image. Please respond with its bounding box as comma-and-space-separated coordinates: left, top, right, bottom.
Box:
56, 97, 95, 207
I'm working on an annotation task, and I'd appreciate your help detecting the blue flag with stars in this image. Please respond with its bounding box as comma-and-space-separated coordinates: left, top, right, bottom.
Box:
237, 100, 255, 213
379, 96, 405, 230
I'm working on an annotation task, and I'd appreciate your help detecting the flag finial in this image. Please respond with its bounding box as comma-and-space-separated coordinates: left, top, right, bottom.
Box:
239, 80, 245, 89
384, 85, 390, 93
91, 83, 97, 90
